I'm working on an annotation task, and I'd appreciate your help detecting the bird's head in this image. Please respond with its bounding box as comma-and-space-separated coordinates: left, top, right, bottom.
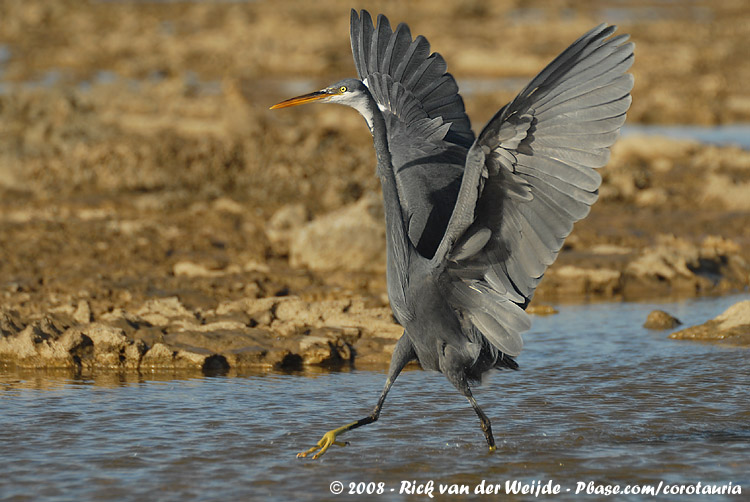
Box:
270, 78, 370, 110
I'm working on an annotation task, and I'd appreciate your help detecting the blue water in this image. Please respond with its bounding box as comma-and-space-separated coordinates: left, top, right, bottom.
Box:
2, 294, 749, 501
622, 124, 750, 150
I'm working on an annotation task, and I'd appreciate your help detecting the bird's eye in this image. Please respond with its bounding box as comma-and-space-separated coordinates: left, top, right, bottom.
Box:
339, 86, 347, 93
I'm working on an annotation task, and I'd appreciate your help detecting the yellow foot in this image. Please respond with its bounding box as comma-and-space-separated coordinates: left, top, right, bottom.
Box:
488, 445, 497, 453
297, 427, 351, 459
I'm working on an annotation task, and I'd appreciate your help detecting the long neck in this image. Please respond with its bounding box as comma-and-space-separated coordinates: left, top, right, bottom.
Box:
363, 91, 414, 321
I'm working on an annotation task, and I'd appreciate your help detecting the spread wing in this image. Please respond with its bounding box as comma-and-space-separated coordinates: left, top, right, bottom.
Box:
350, 9, 474, 258
432, 24, 635, 356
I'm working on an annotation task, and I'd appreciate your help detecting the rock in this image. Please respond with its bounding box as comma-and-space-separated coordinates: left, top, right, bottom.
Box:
292, 327, 355, 366
61, 329, 95, 364
670, 300, 750, 346
544, 265, 621, 297
353, 337, 395, 365
123, 339, 148, 368
175, 347, 215, 368
622, 235, 750, 297
644, 310, 682, 329
136, 297, 197, 327
141, 342, 177, 368
713, 300, 750, 329
265, 203, 308, 256
84, 322, 127, 345
0, 318, 151, 369
289, 193, 386, 272
589, 244, 633, 255
702, 174, 750, 211
625, 235, 697, 281
173, 260, 224, 278
273, 297, 350, 325
73, 300, 93, 324
0, 325, 51, 363
526, 304, 559, 316
243, 260, 270, 274
0, 310, 23, 336
212, 197, 244, 214
165, 329, 270, 353
0, 318, 77, 367
0, 290, 406, 371
635, 187, 669, 207
81, 323, 129, 367
222, 346, 270, 368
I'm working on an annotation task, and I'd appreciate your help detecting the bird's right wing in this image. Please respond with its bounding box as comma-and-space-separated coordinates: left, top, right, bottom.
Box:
350, 9, 475, 258
432, 24, 634, 357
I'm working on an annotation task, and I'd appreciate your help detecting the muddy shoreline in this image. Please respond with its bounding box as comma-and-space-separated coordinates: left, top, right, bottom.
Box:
1, 1, 749, 371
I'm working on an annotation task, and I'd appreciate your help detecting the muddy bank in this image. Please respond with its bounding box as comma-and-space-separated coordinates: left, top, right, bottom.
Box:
1, 1, 750, 370
0, 294, 402, 371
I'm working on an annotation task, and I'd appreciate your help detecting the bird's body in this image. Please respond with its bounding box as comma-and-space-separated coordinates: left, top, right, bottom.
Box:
271, 9, 634, 458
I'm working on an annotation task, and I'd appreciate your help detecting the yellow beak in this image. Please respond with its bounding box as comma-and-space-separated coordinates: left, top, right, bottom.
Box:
270, 90, 331, 109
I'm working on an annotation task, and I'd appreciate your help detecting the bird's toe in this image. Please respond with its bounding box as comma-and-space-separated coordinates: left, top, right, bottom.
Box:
298, 429, 349, 459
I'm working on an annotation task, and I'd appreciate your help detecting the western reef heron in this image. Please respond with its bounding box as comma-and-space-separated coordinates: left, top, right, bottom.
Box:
271, 9, 633, 459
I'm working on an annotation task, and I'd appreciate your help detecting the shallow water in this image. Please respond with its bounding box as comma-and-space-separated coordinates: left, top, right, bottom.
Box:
622, 124, 750, 149
2, 295, 749, 501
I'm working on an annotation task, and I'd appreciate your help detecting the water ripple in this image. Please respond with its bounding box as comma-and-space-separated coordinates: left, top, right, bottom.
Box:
1, 295, 749, 501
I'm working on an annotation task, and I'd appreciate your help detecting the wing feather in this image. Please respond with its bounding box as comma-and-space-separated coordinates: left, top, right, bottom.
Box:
352, 12, 633, 360
369, 15, 392, 76
540, 113, 626, 135
433, 23, 633, 358
350, 9, 474, 258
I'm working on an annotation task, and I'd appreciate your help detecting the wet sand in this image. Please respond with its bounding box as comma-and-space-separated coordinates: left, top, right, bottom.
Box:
1, 0, 749, 370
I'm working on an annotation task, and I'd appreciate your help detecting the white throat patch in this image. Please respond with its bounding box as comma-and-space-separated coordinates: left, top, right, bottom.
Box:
335, 90, 375, 132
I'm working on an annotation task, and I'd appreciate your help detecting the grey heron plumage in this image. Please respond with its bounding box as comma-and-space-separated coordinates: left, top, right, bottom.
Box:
271, 9, 634, 459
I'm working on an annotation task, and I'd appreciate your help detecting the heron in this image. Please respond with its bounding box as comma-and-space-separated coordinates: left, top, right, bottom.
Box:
271, 10, 633, 459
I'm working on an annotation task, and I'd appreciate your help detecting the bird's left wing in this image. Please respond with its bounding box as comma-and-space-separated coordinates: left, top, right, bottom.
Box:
350, 9, 475, 258
432, 24, 634, 357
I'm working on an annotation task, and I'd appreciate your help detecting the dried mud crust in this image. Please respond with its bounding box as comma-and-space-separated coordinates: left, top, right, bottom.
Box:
1, 1, 750, 370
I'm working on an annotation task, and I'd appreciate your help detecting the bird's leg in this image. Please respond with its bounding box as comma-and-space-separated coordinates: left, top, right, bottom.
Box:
295, 378, 392, 459
445, 369, 497, 452
297, 333, 416, 459
467, 394, 496, 452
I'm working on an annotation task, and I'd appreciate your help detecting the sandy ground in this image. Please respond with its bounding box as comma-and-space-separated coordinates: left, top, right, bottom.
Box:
0, 0, 749, 371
